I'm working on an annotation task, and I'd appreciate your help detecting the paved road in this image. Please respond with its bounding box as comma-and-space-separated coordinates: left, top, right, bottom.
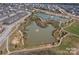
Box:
0, 11, 31, 46
35, 8, 79, 21
0, 13, 17, 21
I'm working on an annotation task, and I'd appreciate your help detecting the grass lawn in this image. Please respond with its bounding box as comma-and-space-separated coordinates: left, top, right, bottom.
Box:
58, 35, 79, 50
49, 35, 79, 54
65, 21, 79, 35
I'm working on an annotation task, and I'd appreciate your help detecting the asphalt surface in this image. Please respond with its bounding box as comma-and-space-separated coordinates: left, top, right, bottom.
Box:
0, 11, 31, 46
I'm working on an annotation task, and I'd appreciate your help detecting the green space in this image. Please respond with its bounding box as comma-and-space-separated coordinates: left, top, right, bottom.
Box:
58, 35, 79, 50
65, 21, 79, 35
49, 35, 79, 54
7, 11, 79, 54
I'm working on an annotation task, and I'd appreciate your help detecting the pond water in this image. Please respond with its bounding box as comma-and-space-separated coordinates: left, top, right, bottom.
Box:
25, 22, 55, 46
35, 12, 68, 22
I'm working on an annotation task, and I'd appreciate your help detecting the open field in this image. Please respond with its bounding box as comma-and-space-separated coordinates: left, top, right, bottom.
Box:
48, 34, 79, 54
65, 21, 79, 35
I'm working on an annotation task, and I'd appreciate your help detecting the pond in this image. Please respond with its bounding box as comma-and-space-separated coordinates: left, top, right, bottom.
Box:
25, 22, 55, 46
24, 12, 68, 47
